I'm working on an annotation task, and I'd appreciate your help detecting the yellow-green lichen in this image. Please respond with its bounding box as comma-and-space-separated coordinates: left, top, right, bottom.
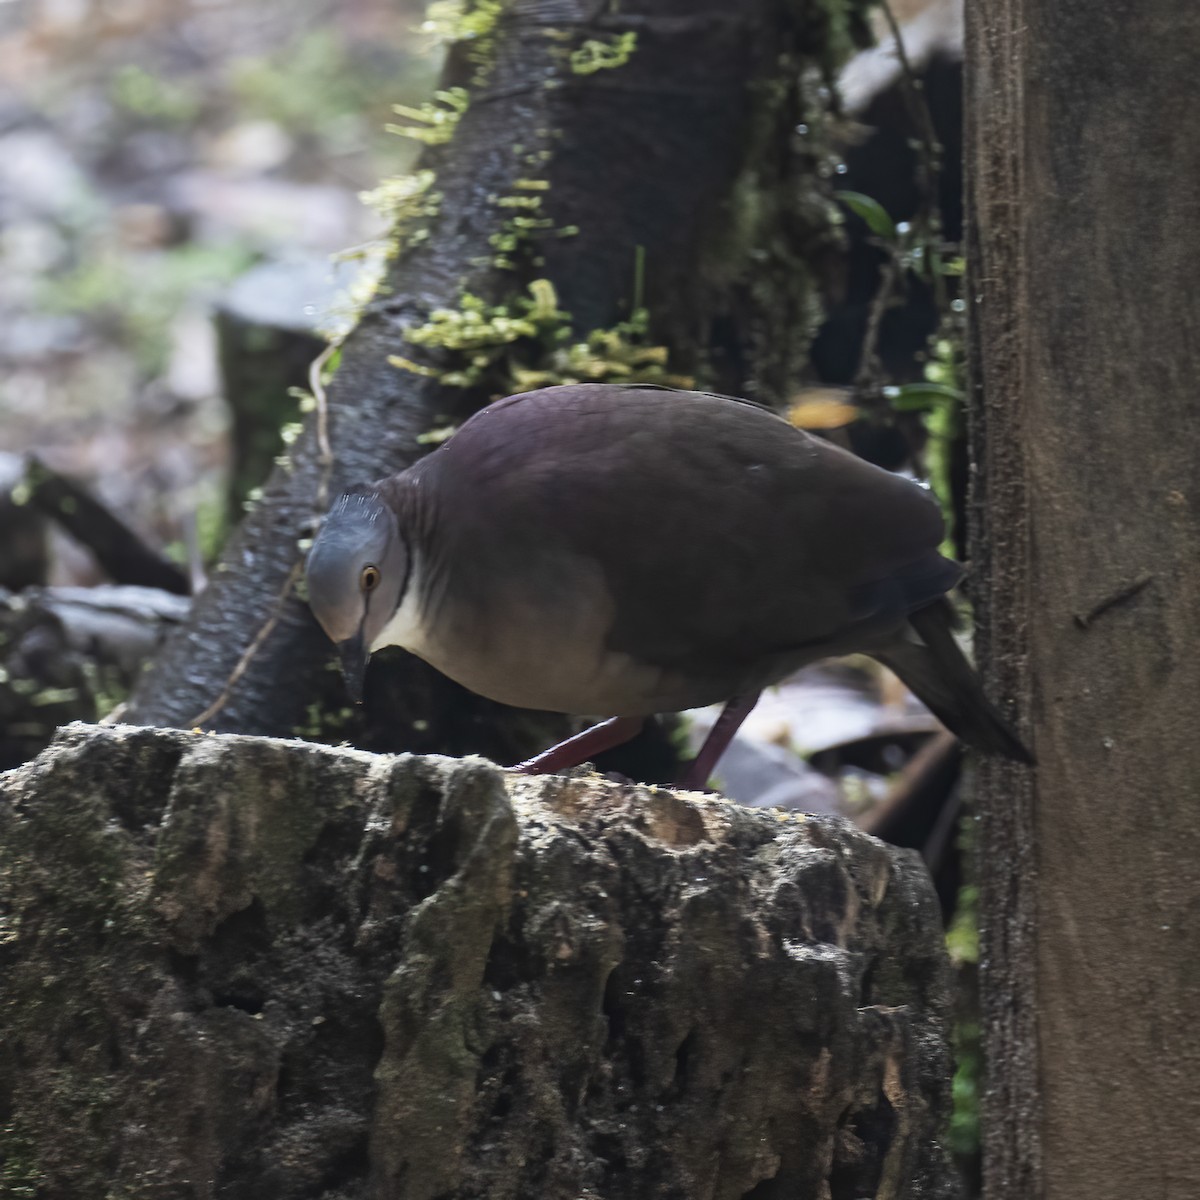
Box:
387, 87, 469, 146
570, 32, 638, 75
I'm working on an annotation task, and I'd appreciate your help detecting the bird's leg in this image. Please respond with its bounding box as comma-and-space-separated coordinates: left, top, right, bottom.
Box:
513, 716, 645, 776
679, 692, 761, 791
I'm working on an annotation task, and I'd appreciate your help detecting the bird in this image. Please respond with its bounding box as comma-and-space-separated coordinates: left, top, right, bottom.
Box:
304, 383, 1032, 788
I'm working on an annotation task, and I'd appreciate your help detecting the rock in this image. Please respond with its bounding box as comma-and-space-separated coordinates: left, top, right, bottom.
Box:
206, 120, 295, 175
0, 129, 88, 223
168, 173, 375, 252
0, 724, 958, 1199
218, 254, 372, 339
838, 0, 963, 117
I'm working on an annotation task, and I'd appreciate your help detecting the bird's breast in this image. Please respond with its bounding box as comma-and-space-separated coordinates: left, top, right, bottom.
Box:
391, 556, 750, 716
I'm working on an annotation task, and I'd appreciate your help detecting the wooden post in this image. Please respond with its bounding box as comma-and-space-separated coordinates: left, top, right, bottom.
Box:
966, 2, 1200, 1196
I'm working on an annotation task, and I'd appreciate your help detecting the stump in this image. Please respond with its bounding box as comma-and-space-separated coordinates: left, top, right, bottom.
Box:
0, 724, 958, 1199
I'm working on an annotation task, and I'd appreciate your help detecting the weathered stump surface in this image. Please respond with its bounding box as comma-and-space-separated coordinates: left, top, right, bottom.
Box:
0, 724, 957, 1199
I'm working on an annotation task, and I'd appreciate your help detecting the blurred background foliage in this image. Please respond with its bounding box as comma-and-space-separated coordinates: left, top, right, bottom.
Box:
0, 0, 437, 579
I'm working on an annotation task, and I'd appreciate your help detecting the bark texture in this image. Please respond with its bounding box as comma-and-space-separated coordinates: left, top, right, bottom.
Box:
966, 2, 1200, 1197
1, 723, 957, 1199
122, 0, 857, 752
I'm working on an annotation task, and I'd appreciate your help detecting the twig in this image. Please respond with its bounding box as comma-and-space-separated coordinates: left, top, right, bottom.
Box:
850, 1, 950, 402
854, 249, 901, 396
188, 560, 305, 727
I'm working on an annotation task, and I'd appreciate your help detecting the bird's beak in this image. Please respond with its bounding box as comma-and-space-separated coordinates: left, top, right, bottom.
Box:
336, 631, 369, 703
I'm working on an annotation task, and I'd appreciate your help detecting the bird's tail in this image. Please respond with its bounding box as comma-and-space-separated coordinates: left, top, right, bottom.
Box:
875, 599, 1034, 764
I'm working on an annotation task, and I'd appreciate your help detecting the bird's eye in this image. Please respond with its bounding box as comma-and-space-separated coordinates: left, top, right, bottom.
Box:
360, 564, 381, 592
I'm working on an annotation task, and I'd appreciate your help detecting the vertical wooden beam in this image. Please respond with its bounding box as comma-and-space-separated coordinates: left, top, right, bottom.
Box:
967, 2, 1200, 1197
964, 3, 1041, 1194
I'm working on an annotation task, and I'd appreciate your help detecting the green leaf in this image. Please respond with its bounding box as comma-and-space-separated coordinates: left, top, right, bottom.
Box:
886, 381, 963, 412
834, 190, 897, 240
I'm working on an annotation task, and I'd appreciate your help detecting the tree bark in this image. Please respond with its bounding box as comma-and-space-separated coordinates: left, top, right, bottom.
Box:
966, 3, 1200, 1196
124, 0, 857, 753
1, 723, 958, 1199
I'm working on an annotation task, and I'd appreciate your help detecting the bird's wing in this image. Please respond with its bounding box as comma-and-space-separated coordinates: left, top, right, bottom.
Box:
425, 384, 953, 672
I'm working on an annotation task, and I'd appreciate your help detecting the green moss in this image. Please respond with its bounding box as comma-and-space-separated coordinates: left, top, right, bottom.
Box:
469, 186, 576, 272
392, 279, 692, 393
494, 194, 543, 210
387, 87, 470, 146
421, 0, 502, 43
361, 168, 442, 250
693, 47, 856, 404
350, 169, 443, 324
279, 420, 304, 448
396, 286, 567, 388
421, 0, 505, 86
512, 308, 692, 390
569, 31, 638, 75
193, 487, 228, 563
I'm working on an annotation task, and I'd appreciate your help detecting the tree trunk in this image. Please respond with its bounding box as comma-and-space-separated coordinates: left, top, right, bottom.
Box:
966, 3, 1200, 1196
0, 723, 959, 1199
123, 0, 858, 755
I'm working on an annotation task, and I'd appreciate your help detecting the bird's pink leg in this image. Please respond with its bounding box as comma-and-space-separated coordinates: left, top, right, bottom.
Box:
513, 716, 645, 775
678, 692, 761, 791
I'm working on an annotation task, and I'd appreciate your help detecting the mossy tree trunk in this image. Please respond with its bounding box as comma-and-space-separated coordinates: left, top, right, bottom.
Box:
123, 0, 865, 752
966, 1, 1200, 1196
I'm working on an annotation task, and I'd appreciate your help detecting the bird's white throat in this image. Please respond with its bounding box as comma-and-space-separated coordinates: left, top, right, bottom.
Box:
369, 560, 431, 656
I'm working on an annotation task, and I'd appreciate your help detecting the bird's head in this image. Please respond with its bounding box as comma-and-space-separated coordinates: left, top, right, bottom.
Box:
305, 488, 409, 702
